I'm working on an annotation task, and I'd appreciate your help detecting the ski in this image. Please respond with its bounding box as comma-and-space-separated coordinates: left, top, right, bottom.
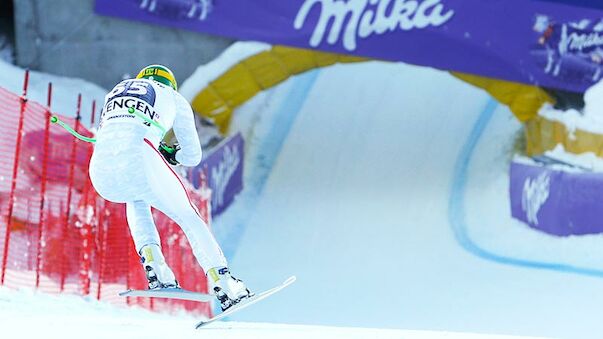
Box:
195, 275, 296, 329
119, 287, 214, 302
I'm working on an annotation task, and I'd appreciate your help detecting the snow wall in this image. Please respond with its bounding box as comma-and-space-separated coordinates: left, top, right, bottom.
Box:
212, 60, 603, 339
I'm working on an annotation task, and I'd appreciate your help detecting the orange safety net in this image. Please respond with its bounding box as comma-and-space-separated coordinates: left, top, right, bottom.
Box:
0, 75, 212, 317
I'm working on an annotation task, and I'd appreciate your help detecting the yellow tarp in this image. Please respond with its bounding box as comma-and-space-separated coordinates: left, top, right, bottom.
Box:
525, 115, 603, 157
452, 72, 553, 122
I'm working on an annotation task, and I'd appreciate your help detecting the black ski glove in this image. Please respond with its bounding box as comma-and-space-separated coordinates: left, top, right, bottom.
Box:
159, 141, 181, 165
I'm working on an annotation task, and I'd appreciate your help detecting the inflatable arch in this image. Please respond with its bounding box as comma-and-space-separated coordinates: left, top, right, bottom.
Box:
180, 42, 552, 132
179, 42, 603, 157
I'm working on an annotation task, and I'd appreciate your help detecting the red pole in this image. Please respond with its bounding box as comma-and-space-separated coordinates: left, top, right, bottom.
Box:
93, 199, 99, 298
2, 69, 30, 285
36, 82, 53, 288
96, 201, 106, 301
90, 100, 105, 300
78, 130, 92, 295
126, 232, 132, 306
59, 94, 82, 292
82, 101, 97, 295
25, 201, 32, 269
59, 201, 66, 292
35, 207, 46, 288
90, 100, 96, 128
81, 99, 96, 296
80, 183, 90, 295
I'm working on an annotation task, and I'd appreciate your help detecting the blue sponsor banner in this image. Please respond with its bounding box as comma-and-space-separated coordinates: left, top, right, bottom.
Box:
95, 0, 603, 92
188, 133, 244, 217
510, 160, 603, 236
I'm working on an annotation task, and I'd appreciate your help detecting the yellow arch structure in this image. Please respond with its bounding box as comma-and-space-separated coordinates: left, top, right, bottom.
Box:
189, 45, 553, 132
187, 43, 602, 158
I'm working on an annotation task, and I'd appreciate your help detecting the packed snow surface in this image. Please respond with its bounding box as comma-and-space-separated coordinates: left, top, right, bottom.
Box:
219, 60, 603, 339
0, 286, 550, 339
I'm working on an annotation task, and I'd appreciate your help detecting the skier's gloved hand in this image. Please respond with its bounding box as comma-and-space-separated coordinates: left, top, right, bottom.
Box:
159, 141, 181, 166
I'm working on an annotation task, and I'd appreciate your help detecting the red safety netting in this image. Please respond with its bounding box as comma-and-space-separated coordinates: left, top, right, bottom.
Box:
0, 72, 213, 317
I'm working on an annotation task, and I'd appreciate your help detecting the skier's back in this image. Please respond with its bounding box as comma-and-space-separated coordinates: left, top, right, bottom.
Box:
89, 64, 251, 310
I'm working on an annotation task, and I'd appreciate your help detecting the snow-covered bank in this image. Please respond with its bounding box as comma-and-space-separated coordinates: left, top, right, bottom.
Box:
537, 78, 603, 136
0, 59, 107, 127
0, 285, 549, 339
0, 33, 14, 64
466, 103, 603, 267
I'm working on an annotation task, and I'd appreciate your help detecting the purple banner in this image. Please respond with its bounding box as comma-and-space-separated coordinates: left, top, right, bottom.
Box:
188, 133, 244, 217
94, 0, 603, 92
510, 160, 603, 236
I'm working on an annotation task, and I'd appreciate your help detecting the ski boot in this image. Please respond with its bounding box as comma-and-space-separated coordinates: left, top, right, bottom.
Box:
139, 244, 179, 289
207, 267, 253, 310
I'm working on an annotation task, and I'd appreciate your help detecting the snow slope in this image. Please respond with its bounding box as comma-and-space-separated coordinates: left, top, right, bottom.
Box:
0, 59, 107, 127
218, 61, 603, 339
1, 285, 550, 339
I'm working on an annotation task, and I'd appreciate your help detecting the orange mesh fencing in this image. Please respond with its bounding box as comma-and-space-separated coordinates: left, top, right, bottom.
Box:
0, 71, 213, 317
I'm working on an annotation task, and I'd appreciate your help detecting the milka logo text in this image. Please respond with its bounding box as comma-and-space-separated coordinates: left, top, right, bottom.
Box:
559, 25, 603, 54
211, 145, 241, 209
294, 0, 455, 51
521, 173, 550, 225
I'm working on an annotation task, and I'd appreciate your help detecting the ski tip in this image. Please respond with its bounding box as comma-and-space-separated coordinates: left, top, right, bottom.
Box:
118, 289, 133, 297
195, 321, 207, 329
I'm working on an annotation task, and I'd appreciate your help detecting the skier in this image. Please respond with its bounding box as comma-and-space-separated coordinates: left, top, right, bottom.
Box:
89, 64, 252, 310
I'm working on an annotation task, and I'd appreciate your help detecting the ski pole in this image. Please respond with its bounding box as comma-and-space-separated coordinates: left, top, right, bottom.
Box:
50, 116, 96, 143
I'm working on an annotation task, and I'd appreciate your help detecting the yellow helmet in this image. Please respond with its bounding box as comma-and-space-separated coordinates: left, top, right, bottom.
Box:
136, 64, 177, 90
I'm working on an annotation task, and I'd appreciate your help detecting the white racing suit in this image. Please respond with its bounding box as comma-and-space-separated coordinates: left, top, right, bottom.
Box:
89, 78, 227, 272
